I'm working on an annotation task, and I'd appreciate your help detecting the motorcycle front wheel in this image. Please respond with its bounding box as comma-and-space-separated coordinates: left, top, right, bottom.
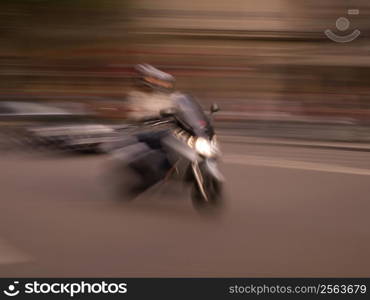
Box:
191, 176, 224, 212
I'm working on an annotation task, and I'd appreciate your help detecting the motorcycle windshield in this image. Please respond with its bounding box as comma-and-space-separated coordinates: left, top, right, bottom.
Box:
174, 95, 213, 138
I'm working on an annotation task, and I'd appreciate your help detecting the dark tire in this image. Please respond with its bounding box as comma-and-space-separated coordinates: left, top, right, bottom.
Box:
191, 177, 224, 212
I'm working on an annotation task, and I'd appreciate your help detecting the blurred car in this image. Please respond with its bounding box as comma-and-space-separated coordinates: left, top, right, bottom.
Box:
27, 124, 117, 152
0, 101, 119, 153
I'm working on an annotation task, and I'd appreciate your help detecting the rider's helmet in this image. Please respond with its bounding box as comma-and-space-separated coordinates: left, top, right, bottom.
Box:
134, 64, 175, 92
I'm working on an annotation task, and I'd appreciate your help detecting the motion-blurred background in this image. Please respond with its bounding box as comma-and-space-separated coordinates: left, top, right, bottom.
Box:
1, 0, 370, 141
1, 0, 370, 277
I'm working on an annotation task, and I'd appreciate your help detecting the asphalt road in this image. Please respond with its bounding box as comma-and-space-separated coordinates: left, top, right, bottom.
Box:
0, 141, 370, 277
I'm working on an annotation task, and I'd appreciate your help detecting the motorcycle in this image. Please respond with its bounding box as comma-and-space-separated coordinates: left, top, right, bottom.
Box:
109, 95, 224, 211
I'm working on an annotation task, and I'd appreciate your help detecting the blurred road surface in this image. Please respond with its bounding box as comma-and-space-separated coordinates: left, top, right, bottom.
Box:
0, 141, 370, 277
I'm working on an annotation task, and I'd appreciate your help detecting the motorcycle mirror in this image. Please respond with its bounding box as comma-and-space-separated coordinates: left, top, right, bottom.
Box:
160, 108, 176, 118
210, 103, 220, 114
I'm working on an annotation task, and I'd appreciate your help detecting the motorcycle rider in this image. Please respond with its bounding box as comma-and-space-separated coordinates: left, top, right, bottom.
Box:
112, 64, 222, 205
127, 64, 177, 122
123, 64, 180, 193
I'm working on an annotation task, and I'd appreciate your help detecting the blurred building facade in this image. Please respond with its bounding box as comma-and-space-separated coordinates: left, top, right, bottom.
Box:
1, 0, 370, 123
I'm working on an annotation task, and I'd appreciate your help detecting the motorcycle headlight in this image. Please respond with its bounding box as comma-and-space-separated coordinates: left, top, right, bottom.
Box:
195, 137, 215, 157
